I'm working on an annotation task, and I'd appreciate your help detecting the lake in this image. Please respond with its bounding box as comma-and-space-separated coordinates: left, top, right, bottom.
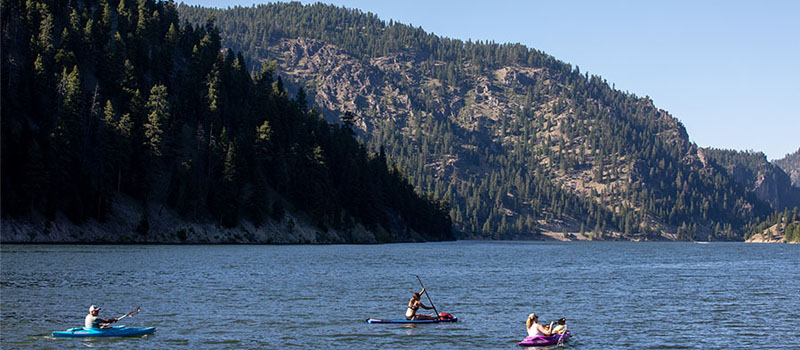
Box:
1, 242, 798, 349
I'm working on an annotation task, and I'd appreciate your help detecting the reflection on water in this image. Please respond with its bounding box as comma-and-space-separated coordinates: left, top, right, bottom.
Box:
1, 242, 799, 349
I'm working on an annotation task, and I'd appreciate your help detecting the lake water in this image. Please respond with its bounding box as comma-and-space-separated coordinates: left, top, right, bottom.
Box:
1, 242, 798, 349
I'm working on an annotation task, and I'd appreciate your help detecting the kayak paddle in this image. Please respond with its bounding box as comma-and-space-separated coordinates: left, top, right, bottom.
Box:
116, 306, 140, 322
415, 275, 441, 320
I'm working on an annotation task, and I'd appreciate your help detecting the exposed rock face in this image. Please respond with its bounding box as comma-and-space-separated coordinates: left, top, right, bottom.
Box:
774, 147, 800, 188
703, 148, 800, 210
752, 169, 798, 209
275, 38, 385, 127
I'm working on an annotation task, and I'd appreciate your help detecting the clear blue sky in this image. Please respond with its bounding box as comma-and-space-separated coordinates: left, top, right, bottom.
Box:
182, 0, 799, 160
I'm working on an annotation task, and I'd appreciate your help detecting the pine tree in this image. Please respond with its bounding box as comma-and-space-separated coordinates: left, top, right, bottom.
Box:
49, 66, 83, 221
219, 140, 240, 227
144, 84, 169, 157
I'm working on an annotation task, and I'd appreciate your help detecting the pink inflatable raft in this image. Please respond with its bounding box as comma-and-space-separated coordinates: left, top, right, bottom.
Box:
517, 331, 571, 347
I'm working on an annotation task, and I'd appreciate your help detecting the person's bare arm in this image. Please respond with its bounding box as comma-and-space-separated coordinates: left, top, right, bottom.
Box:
99, 318, 117, 328
537, 323, 553, 336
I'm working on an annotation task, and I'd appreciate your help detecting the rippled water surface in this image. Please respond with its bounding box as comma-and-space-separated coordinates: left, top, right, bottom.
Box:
1, 242, 798, 349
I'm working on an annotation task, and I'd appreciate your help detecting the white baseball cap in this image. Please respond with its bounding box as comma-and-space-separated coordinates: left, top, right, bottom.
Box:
89, 305, 101, 312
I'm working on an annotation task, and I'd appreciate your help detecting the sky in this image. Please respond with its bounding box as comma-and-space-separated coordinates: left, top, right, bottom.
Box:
181, 0, 799, 160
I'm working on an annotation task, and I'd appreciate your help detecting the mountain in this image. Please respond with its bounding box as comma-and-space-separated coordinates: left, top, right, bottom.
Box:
702, 148, 800, 210
179, 2, 777, 241
774, 148, 800, 187
0, 0, 452, 243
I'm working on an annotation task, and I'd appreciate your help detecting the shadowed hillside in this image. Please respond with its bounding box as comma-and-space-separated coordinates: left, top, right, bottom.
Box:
1, 0, 452, 243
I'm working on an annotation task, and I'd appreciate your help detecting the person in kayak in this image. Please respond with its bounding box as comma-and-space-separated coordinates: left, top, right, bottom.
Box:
405, 288, 436, 320
526, 313, 554, 337
85, 305, 118, 329
552, 318, 567, 334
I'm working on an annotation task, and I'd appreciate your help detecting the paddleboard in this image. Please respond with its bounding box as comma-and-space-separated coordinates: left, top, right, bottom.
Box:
365, 317, 458, 324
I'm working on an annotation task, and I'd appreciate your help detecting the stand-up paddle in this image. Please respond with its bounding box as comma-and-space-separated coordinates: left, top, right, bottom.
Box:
415, 275, 441, 320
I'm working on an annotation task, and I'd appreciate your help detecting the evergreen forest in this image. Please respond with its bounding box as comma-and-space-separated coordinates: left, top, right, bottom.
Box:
0, 0, 453, 242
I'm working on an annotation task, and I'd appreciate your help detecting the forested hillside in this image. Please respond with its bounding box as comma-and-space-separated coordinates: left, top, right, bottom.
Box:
0, 0, 452, 243
178, 2, 777, 241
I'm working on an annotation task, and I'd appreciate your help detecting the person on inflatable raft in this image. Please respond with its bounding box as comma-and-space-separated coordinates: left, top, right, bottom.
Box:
526, 313, 554, 337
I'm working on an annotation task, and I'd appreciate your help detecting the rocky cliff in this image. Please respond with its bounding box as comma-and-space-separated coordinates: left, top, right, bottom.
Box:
702, 148, 800, 210
774, 148, 800, 188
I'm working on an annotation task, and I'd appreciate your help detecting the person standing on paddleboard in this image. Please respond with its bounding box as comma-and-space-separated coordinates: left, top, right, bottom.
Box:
85, 305, 118, 329
406, 288, 437, 320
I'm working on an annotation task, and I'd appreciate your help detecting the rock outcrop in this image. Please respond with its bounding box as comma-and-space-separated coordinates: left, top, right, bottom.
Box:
774, 147, 800, 188
703, 148, 800, 210
746, 223, 788, 243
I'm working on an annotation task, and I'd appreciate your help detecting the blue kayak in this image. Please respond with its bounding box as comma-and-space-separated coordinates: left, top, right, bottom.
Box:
51, 326, 156, 338
366, 317, 458, 324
